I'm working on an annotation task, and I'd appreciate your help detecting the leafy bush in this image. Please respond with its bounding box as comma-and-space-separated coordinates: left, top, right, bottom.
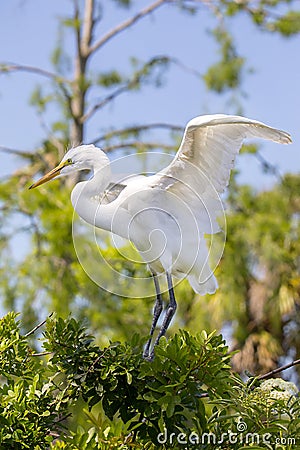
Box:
0, 313, 299, 449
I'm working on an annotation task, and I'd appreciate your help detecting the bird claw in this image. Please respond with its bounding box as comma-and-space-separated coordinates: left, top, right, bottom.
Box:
143, 351, 155, 362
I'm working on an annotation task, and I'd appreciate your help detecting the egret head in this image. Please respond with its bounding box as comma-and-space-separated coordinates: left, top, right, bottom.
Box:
29, 144, 109, 189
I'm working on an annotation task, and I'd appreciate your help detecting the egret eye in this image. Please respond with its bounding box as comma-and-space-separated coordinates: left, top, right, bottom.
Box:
67, 158, 73, 164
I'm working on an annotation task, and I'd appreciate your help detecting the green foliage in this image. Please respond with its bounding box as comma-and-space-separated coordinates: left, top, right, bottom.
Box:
111, 0, 132, 9
1, 1, 300, 446
42, 318, 233, 438
204, 27, 245, 93
214, 174, 300, 373
269, 10, 300, 36
210, 377, 300, 448
0, 313, 299, 448
219, 0, 300, 38
30, 86, 54, 114
0, 313, 69, 448
97, 70, 123, 87
129, 57, 170, 90
175, 173, 300, 380
240, 143, 259, 154
62, 17, 81, 30
51, 45, 72, 76
0, 167, 154, 340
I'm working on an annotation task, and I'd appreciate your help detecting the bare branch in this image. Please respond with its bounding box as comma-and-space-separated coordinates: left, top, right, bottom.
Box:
31, 351, 53, 357
0, 62, 73, 116
168, 56, 202, 79
81, 0, 95, 56
104, 141, 176, 153
81, 83, 129, 123
93, 123, 183, 145
82, 55, 168, 123
0, 62, 69, 84
88, 0, 168, 55
24, 313, 54, 338
0, 146, 36, 159
74, 1, 82, 66
257, 358, 300, 381
53, 412, 72, 424
34, 112, 67, 161
82, 54, 202, 124
255, 151, 282, 181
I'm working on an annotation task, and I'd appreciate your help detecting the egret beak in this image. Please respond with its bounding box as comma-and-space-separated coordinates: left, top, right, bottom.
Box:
29, 160, 69, 189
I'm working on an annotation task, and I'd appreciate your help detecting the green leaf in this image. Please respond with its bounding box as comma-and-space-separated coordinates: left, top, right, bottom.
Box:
97, 70, 123, 87
270, 11, 300, 36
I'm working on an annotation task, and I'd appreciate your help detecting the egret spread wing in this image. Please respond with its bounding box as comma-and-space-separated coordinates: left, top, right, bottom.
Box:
155, 114, 291, 193
151, 114, 291, 233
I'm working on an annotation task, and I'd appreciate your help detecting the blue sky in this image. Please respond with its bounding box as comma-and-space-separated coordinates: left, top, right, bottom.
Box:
0, 0, 299, 188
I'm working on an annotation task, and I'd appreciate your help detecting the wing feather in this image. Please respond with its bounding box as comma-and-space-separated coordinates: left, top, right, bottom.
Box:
93, 174, 147, 205
150, 114, 291, 233
157, 114, 291, 195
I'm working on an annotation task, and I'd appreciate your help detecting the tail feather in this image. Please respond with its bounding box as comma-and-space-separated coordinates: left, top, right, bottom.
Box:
188, 272, 218, 295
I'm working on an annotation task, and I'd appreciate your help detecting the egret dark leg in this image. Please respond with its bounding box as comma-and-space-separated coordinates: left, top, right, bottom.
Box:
149, 272, 177, 360
143, 274, 163, 359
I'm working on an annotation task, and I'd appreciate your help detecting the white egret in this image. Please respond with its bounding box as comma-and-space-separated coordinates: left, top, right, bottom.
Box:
29, 114, 291, 359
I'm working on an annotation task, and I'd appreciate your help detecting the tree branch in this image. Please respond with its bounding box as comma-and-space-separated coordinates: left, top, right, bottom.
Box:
104, 141, 176, 153
81, 0, 95, 56
82, 53, 202, 124
0, 62, 73, 116
24, 313, 53, 338
93, 123, 183, 145
255, 151, 282, 181
169, 56, 203, 79
87, 0, 168, 55
81, 55, 168, 123
0, 146, 36, 159
81, 83, 129, 123
257, 358, 300, 381
0, 62, 69, 84
31, 351, 53, 357
74, 1, 82, 65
